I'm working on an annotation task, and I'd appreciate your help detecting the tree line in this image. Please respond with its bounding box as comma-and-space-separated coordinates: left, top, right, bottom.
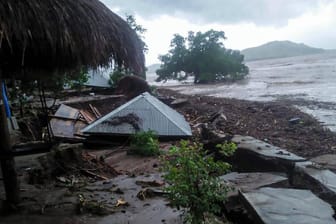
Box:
156, 30, 249, 84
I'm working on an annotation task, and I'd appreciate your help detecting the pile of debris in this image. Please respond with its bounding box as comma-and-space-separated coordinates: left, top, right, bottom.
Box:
27, 143, 119, 185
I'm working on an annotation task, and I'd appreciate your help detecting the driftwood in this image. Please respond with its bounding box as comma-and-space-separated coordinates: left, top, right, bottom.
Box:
80, 169, 108, 181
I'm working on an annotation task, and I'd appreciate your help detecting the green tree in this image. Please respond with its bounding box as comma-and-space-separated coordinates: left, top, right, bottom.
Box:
156, 30, 249, 84
109, 15, 148, 83
108, 67, 131, 88
126, 14, 148, 53
63, 68, 89, 91
162, 141, 235, 224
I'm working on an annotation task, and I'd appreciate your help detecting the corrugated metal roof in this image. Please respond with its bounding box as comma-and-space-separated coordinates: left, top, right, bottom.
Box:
81, 92, 192, 137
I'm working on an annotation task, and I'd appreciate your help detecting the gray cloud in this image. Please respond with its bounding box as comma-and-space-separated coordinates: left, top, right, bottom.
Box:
102, 0, 324, 26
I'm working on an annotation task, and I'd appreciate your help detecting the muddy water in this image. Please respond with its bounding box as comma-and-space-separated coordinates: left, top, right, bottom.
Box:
153, 52, 336, 131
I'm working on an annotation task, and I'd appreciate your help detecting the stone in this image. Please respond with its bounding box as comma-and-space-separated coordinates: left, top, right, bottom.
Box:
240, 187, 336, 224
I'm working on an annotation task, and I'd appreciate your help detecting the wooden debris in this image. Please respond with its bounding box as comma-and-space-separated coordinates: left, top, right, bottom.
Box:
79, 110, 95, 123
89, 104, 102, 119
80, 169, 108, 181
115, 198, 129, 207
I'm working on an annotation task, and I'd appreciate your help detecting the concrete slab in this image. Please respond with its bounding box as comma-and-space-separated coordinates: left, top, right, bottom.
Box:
231, 135, 306, 172
295, 162, 336, 193
293, 161, 336, 206
240, 187, 336, 224
232, 135, 306, 162
311, 154, 336, 171
220, 172, 288, 196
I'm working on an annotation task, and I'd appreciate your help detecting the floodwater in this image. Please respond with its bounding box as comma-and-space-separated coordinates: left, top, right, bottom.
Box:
150, 52, 336, 131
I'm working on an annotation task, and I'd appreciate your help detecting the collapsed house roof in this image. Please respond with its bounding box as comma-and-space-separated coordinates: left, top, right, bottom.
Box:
81, 92, 192, 137
50, 104, 101, 141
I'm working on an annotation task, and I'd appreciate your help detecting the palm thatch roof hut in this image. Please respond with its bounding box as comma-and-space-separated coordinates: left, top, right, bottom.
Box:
0, 0, 145, 79
0, 0, 145, 206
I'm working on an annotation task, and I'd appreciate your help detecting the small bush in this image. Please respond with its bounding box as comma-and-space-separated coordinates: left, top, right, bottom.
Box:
129, 131, 160, 156
162, 140, 236, 224
216, 142, 237, 157
109, 70, 126, 88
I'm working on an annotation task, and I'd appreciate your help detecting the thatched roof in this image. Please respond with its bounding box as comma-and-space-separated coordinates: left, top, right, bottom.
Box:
0, 0, 145, 79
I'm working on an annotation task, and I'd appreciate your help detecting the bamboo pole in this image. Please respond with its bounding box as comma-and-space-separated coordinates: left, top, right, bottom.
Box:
0, 76, 20, 208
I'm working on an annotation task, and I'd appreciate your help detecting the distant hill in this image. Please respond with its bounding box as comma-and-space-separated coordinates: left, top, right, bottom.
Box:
146, 63, 160, 82
241, 40, 325, 61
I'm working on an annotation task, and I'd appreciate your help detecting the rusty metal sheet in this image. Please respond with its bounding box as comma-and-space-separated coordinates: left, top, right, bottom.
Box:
50, 118, 87, 139
54, 104, 80, 120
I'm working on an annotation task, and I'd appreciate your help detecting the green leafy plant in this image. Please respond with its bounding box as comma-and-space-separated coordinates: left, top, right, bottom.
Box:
109, 69, 127, 87
162, 140, 236, 224
129, 130, 160, 156
216, 142, 237, 157
64, 68, 90, 91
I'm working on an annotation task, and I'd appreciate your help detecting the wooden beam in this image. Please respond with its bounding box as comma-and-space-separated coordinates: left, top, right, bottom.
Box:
0, 78, 20, 208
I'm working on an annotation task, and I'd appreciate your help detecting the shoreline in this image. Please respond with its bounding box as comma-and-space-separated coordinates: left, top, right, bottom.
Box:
158, 87, 336, 158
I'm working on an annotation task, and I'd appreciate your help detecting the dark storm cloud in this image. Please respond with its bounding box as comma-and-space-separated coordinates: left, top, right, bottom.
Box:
102, 0, 323, 26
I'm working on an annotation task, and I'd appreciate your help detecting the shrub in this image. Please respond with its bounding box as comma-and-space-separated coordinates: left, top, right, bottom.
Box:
129, 131, 160, 156
109, 70, 126, 88
162, 140, 236, 224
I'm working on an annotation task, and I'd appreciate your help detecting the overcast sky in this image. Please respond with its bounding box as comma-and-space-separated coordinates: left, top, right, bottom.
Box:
102, 0, 336, 65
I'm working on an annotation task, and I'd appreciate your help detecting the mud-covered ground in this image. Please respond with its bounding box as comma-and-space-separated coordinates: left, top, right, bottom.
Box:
158, 88, 336, 158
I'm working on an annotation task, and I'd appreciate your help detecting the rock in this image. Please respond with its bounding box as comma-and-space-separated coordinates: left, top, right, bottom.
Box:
240, 187, 336, 224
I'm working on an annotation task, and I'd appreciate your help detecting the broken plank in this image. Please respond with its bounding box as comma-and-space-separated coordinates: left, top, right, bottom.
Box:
80, 169, 108, 181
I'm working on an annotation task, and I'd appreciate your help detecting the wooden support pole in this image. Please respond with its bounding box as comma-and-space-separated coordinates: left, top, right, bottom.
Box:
0, 77, 20, 208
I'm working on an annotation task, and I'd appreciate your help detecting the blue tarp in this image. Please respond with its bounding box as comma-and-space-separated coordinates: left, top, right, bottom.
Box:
1, 82, 11, 118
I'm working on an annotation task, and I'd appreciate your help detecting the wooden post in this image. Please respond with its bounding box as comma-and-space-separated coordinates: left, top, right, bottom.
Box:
0, 76, 20, 208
